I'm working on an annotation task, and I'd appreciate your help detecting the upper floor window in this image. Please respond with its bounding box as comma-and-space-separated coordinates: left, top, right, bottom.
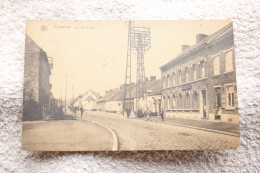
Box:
201, 61, 205, 78
213, 55, 220, 75
172, 73, 175, 86
193, 65, 197, 80
225, 49, 234, 72
185, 67, 189, 83
178, 70, 182, 85
167, 74, 170, 88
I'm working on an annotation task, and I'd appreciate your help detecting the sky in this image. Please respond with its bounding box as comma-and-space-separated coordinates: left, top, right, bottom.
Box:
26, 20, 231, 100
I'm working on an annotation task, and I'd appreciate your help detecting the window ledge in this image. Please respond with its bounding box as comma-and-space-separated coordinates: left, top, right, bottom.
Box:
212, 74, 221, 78
224, 71, 234, 75
225, 108, 236, 111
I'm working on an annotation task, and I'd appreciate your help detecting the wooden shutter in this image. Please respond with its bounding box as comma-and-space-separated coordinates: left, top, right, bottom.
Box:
221, 87, 226, 108
234, 85, 238, 108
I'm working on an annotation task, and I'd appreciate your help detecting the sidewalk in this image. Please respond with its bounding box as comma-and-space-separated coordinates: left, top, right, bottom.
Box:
150, 116, 240, 135
92, 111, 240, 135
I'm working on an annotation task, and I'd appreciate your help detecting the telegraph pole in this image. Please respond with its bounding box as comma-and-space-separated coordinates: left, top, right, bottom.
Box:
65, 74, 68, 113
123, 20, 132, 116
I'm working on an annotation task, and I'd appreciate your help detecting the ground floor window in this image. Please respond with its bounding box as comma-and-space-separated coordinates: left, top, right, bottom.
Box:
226, 85, 235, 109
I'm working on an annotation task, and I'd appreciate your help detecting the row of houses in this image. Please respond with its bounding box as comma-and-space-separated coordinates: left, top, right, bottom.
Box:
96, 76, 162, 116
160, 23, 239, 123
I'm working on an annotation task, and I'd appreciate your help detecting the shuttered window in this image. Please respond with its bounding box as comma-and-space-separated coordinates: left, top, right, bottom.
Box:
213, 55, 220, 75
226, 85, 236, 109
225, 49, 233, 72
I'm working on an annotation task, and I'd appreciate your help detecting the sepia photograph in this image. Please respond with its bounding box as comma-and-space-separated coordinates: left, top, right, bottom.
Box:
22, 20, 240, 151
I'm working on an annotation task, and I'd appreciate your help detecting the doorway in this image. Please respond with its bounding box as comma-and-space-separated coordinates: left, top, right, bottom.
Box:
201, 90, 207, 119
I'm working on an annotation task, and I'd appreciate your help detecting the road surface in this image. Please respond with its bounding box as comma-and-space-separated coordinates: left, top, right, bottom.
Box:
82, 111, 240, 150
22, 111, 240, 151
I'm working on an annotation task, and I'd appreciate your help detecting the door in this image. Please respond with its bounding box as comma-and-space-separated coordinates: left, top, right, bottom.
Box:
201, 90, 207, 118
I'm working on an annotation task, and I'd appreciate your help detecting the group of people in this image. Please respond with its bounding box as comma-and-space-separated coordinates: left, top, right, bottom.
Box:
125, 106, 165, 121
70, 106, 85, 118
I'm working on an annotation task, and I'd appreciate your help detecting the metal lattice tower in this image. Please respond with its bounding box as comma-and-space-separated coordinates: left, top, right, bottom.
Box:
123, 21, 132, 115
123, 21, 151, 115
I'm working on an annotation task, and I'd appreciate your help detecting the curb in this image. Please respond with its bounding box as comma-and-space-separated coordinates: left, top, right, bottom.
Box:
85, 111, 239, 137
153, 120, 240, 137
83, 119, 119, 151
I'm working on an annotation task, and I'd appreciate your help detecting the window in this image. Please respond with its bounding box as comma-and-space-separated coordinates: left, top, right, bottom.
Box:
226, 85, 235, 109
201, 65, 205, 78
172, 73, 175, 86
169, 96, 172, 109
186, 94, 190, 109
193, 64, 197, 81
185, 68, 189, 83
178, 71, 182, 85
225, 49, 233, 72
167, 75, 170, 88
163, 76, 165, 88
213, 56, 220, 75
172, 96, 176, 109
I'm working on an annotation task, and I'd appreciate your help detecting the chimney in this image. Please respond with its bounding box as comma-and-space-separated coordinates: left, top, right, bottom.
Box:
196, 34, 208, 43
181, 45, 190, 51
150, 76, 156, 81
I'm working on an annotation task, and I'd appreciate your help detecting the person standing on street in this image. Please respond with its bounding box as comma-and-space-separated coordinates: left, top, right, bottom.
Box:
126, 107, 131, 118
80, 107, 84, 118
160, 108, 164, 121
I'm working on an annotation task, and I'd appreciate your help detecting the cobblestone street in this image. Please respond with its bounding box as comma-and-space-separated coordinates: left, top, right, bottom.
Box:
22, 111, 240, 151
83, 111, 240, 150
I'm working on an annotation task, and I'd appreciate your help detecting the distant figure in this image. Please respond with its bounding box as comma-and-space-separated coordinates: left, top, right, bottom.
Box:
126, 107, 131, 118
214, 104, 220, 119
145, 107, 151, 121
73, 107, 77, 115
160, 108, 164, 121
137, 109, 144, 118
80, 107, 84, 118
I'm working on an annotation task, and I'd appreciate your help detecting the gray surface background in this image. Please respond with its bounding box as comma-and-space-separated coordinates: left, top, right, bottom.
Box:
0, 0, 259, 172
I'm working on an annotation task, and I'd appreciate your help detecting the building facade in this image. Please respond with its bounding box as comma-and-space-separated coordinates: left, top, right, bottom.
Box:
160, 23, 239, 123
23, 35, 52, 121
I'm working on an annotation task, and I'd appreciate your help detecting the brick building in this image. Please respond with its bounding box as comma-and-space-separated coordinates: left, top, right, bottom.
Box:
160, 23, 239, 123
23, 35, 52, 121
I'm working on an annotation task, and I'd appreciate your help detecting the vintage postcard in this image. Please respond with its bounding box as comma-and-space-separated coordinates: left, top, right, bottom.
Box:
22, 20, 240, 151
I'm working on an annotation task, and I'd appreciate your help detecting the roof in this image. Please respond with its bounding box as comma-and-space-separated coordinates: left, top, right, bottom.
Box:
160, 23, 233, 70
97, 88, 119, 103
82, 89, 102, 100
98, 79, 162, 102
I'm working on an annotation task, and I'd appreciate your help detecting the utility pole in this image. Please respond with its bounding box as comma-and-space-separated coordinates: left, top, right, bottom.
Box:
65, 74, 68, 113
123, 20, 132, 116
